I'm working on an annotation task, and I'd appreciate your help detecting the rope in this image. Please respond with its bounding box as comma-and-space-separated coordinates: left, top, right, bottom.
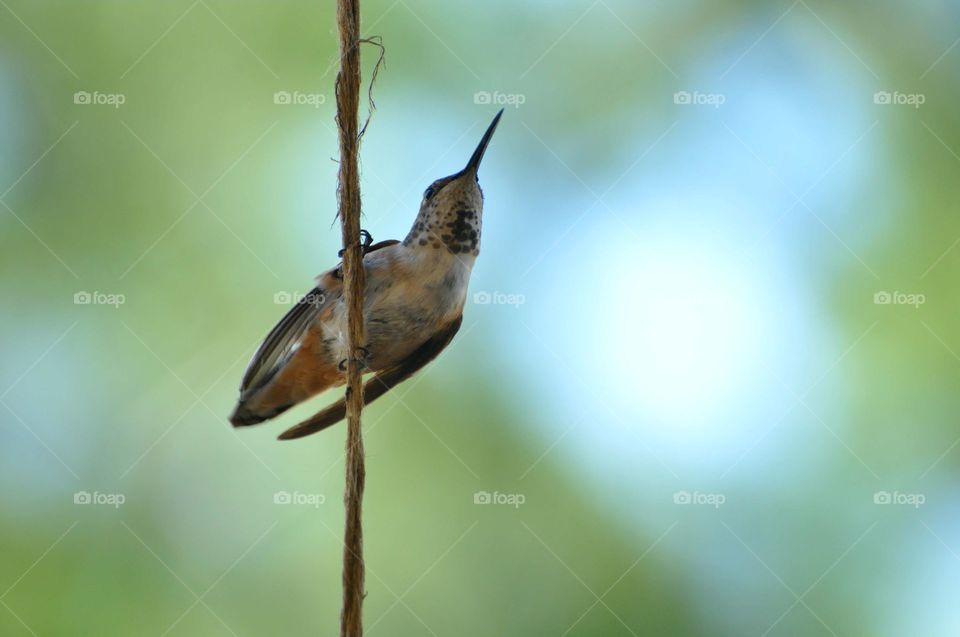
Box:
333, 0, 366, 634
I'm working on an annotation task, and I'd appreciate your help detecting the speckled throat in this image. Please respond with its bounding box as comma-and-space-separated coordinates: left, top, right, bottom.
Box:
403, 199, 482, 256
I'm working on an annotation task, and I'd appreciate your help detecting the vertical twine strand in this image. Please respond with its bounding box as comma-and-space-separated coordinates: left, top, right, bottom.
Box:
334, 0, 366, 635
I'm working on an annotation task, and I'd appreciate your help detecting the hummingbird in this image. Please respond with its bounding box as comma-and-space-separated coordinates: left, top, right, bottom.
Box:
229, 110, 503, 440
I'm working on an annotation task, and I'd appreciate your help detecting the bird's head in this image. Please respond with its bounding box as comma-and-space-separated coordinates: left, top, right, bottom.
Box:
405, 110, 503, 256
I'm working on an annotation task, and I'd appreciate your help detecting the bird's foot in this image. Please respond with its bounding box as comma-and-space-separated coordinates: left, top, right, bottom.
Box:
338, 346, 371, 373
338, 229, 373, 258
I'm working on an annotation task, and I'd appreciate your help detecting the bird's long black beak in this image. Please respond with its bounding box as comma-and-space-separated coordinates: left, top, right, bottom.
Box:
464, 109, 503, 174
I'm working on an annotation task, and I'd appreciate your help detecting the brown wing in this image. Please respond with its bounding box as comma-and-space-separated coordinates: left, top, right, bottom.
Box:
277, 313, 463, 440
237, 283, 338, 402
230, 239, 401, 427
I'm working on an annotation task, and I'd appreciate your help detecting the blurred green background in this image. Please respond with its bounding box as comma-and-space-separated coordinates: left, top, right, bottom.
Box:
2, 0, 959, 635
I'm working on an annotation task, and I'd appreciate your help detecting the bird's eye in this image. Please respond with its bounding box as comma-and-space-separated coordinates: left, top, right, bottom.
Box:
423, 186, 436, 200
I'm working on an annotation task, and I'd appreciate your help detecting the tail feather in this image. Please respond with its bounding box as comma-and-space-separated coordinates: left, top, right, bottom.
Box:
276, 370, 399, 439
230, 401, 294, 427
